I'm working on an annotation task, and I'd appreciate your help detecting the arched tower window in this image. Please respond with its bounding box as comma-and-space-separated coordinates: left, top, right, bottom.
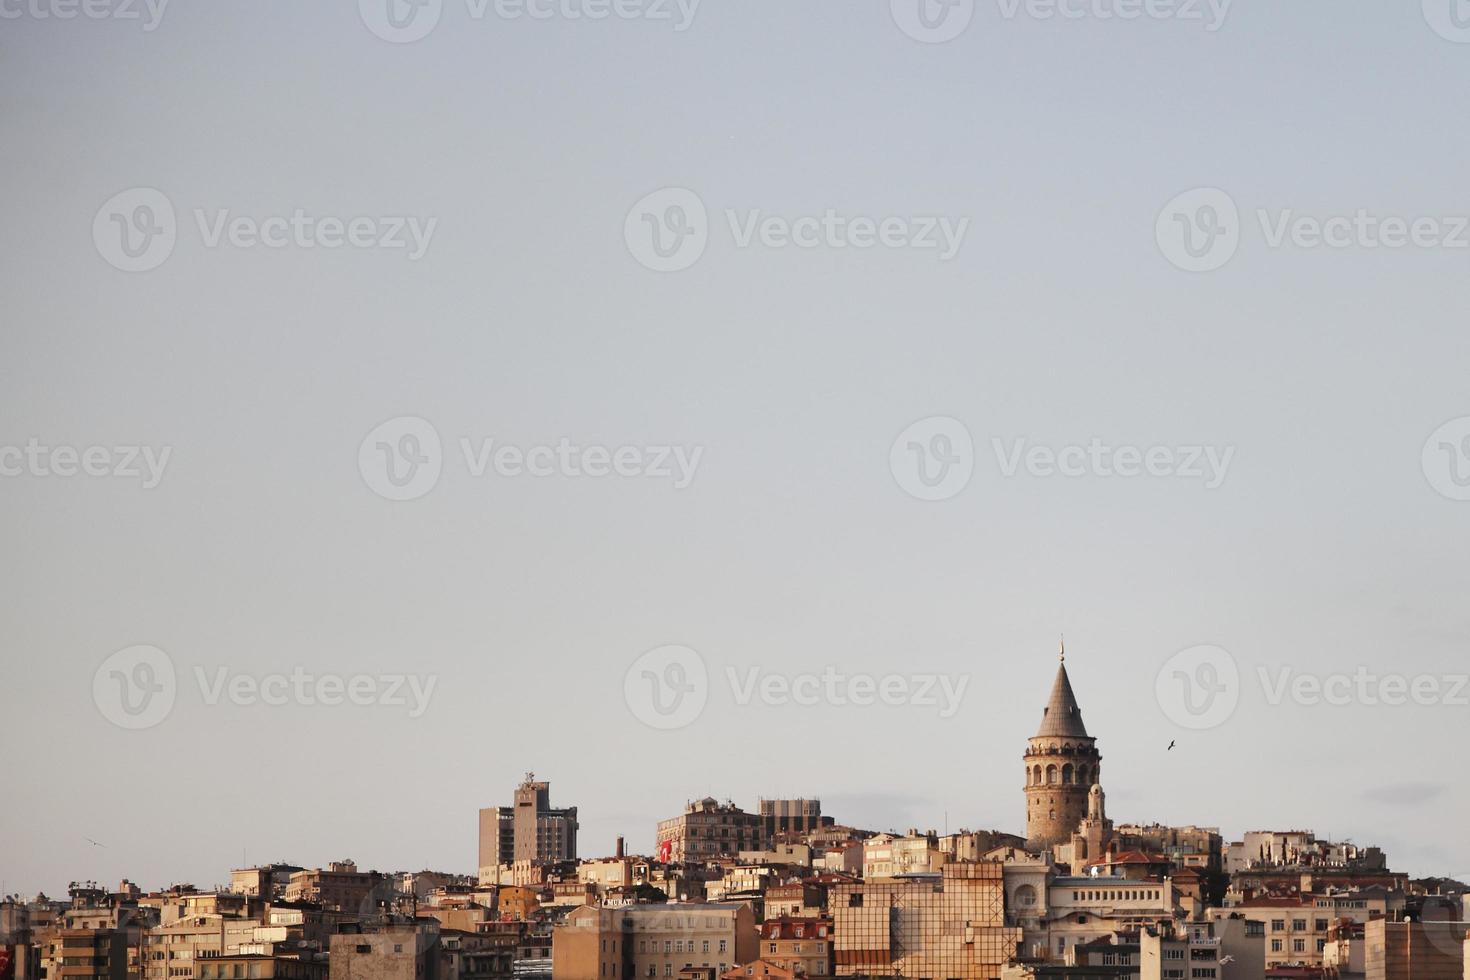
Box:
1045, 765, 1058, 785
1062, 764, 1074, 785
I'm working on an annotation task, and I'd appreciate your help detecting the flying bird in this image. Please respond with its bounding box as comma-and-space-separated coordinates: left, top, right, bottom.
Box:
85, 838, 106, 847
1167, 740, 1176, 751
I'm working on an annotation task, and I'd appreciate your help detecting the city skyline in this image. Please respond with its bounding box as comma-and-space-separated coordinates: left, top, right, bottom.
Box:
4, 7, 1470, 973
6, 644, 1459, 898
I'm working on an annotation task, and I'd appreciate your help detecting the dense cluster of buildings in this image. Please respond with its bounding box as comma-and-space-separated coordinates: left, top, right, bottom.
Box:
6, 646, 1467, 980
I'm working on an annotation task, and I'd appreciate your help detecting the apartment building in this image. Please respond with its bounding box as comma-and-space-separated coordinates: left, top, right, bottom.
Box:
1110, 827, 1221, 875
754, 918, 831, 978
40, 929, 127, 980
762, 885, 825, 920
1044, 876, 1174, 962
226, 869, 301, 902
195, 955, 323, 980
551, 903, 757, 980
142, 912, 263, 980
1234, 889, 1388, 968
756, 801, 831, 841
655, 800, 765, 864
860, 832, 946, 879
1138, 918, 1262, 980
328, 923, 441, 980
284, 864, 386, 915
478, 776, 579, 882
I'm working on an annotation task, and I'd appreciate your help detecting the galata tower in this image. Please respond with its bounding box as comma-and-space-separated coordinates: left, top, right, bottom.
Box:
1023, 640, 1102, 852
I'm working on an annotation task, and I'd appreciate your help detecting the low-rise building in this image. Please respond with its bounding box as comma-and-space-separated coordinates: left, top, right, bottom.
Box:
1045, 876, 1174, 962
755, 918, 831, 977
328, 923, 440, 980
285, 863, 386, 915
551, 903, 757, 980
860, 832, 945, 880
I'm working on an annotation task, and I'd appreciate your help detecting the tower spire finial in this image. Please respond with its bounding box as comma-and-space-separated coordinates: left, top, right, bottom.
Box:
1059, 635, 1065, 662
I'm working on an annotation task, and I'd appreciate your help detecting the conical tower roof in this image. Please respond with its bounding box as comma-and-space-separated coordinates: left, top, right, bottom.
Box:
1035, 643, 1089, 738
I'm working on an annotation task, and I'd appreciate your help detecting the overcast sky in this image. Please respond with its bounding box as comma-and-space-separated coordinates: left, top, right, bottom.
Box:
3, 0, 1470, 897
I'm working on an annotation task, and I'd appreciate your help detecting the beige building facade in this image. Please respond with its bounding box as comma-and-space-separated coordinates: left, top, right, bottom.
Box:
551, 903, 757, 980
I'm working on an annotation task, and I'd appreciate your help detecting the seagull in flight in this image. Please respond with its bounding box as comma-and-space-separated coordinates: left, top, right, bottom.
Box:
1167, 740, 1176, 751
85, 838, 106, 847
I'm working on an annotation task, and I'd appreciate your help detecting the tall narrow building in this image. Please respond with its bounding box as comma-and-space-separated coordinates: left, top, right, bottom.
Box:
1023, 641, 1102, 852
477, 773, 578, 881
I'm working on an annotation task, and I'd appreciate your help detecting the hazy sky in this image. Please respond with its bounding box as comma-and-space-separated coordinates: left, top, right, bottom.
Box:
3, 0, 1470, 897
